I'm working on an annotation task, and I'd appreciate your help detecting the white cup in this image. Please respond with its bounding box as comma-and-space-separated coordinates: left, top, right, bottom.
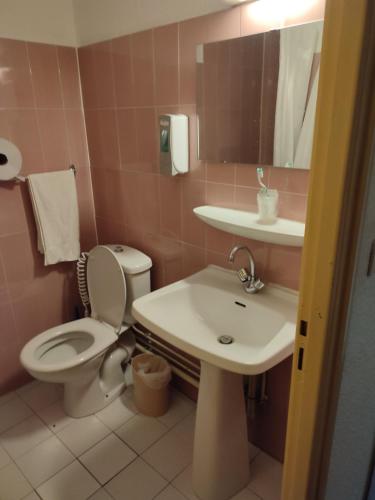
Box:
257, 189, 279, 224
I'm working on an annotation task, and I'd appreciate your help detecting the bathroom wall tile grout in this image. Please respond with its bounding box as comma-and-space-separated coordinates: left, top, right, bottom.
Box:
0, 36, 97, 394
24, 42, 47, 173
56, 50, 75, 176
0, 2, 320, 471
73, 47, 98, 245
78, 8, 317, 460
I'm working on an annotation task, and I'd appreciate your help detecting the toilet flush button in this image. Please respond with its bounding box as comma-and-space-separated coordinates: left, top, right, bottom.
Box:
114, 246, 124, 253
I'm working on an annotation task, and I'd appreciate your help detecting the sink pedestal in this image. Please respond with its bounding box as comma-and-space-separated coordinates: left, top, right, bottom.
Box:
192, 362, 250, 500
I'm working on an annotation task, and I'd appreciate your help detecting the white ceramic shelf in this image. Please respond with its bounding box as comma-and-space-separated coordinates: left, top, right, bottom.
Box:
193, 205, 305, 247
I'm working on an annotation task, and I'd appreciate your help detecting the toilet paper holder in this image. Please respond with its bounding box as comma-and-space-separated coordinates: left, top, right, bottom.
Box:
0, 137, 77, 183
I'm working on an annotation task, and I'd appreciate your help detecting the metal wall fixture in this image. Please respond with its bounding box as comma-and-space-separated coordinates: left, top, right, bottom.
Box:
132, 324, 200, 388
7, 164, 77, 183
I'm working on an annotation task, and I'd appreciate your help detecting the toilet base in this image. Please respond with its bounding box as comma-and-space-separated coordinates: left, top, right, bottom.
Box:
63, 345, 129, 418
63, 378, 126, 418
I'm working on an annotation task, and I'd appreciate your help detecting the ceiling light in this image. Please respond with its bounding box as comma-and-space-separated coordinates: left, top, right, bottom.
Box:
247, 0, 317, 21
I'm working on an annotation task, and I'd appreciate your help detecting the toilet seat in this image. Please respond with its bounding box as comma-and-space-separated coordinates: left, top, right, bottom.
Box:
20, 317, 118, 375
21, 247, 129, 377
87, 246, 127, 332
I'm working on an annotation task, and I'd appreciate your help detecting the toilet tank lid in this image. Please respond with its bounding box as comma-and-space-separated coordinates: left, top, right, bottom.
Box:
105, 245, 152, 274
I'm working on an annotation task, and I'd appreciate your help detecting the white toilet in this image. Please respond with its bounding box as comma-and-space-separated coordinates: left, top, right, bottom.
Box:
20, 244, 152, 418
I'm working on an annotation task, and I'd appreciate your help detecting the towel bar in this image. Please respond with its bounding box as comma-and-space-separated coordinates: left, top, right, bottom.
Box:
0, 165, 77, 183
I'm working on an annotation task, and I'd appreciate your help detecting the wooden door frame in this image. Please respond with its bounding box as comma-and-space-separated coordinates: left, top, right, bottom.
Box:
282, 0, 375, 498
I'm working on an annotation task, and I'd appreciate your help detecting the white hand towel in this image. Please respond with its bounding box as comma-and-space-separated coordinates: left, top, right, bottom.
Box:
28, 170, 80, 266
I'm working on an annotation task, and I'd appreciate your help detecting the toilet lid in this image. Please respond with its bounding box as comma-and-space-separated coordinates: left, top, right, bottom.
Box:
87, 246, 127, 332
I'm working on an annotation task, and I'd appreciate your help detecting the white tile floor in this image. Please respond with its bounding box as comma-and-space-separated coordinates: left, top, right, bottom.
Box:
0, 380, 282, 500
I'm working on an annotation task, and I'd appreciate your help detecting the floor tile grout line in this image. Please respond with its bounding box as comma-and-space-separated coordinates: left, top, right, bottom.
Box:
76, 437, 140, 488
136, 410, 197, 482
78, 452, 137, 490
0, 383, 276, 500
139, 407, 196, 456
109, 396, 196, 457
49, 410, 174, 490
19, 451, 76, 492
17, 387, 60, 410
169, 462, 193, 499
14, 383, 62, 420
94, 403, 139, 429
15, 380, 41, 396
0, 395, 35, 435
250, 447, 262, 464
0, 395, 78, 487
0, 411, 56, 461
0, 391, 18, 407
25, 492, 42, 500
52, 418, 113, 461
33, 458, 101, 498
100, 454, 141, 489
162, 447, 264, 500
9, 393, 254, 486
150, 481, 189, 500
112, 415, 170, 456
247, 487, 263, 500
111, 427, 142, 456
17, 445, 225, 500
22, 388, 194, 479
3, 455, 35, 497
137, 452, 185, 487
92, 486, 116, 500
99, 455, 171, 497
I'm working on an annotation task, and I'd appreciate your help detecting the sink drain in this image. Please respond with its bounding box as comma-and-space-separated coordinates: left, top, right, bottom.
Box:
218, 335, 234, 345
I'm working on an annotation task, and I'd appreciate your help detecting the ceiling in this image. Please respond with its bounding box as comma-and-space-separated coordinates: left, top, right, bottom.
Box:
72, 0, 235, 46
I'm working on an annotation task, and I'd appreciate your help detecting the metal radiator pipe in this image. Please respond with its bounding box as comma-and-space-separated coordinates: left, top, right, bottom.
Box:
132, 325, 200, 372
135, 343, 199, 388
135, 336, 200, 380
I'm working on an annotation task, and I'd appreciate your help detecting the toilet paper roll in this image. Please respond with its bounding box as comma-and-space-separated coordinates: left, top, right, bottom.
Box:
0, 138, 23, 181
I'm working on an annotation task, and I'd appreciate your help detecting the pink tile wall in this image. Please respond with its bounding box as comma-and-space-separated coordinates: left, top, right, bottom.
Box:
78, 3, 324, 461
0, 38, 97, 393
79, 5, 316, 293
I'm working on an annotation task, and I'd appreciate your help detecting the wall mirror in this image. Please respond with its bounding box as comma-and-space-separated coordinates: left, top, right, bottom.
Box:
196, 20, 323, 170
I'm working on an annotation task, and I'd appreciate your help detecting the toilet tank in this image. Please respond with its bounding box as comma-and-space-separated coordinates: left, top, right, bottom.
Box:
106, 245, 152, 325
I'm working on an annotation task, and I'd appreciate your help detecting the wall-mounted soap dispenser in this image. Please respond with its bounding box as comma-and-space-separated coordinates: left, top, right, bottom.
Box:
159, 114, 189, 176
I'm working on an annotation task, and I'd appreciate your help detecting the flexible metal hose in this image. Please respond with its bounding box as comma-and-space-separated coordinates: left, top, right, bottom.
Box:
76, 252, 90, 317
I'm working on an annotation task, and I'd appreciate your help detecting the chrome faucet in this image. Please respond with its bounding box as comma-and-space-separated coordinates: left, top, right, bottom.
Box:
228, 245, 264, 294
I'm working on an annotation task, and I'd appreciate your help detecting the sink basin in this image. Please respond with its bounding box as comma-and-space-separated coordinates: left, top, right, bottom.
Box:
132, 265, 298, 500
132, 265, 297, 375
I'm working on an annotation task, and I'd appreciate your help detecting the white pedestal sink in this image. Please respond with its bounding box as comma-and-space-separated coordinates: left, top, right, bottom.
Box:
132, 265, 298, 500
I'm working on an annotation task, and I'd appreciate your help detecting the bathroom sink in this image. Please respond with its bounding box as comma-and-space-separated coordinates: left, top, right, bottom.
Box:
132, 265, 298, 500
132, 265, 298, 375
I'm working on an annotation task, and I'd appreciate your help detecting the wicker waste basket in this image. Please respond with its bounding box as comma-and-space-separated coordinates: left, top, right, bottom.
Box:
132, 353, 171, 417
